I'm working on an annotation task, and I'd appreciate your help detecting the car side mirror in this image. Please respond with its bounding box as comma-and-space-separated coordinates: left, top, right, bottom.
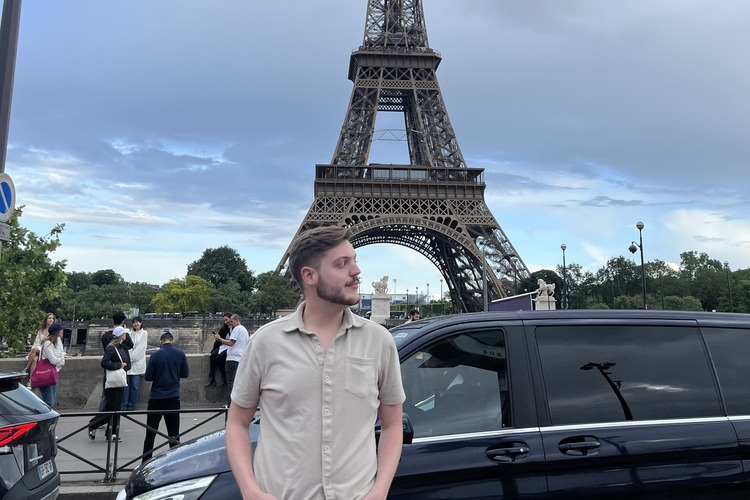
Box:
375, 412, 414, 447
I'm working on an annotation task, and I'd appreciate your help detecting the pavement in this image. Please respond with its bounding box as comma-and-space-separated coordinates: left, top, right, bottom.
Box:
54, 408, 228, 499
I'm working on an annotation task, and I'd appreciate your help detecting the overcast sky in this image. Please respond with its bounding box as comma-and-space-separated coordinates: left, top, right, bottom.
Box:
6, 1, 750, 300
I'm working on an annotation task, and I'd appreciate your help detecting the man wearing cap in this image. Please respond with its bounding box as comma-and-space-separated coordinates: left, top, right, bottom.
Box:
142, 328, 190, 463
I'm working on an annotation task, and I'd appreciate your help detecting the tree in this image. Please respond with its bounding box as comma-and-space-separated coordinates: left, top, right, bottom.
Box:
0, 208, 67, 356
151, 275, 213, 313
187, 246, 255, 292
209, 281, 250, 316
91, 269, 124, 287
66, 271, 92, 292
248, 271, 297, 317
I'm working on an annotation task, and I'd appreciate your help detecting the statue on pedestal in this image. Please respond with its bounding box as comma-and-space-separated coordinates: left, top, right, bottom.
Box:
371, 276, 389, 295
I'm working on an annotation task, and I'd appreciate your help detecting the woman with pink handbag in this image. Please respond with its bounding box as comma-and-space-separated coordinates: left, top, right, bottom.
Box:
35, 323, 66, 407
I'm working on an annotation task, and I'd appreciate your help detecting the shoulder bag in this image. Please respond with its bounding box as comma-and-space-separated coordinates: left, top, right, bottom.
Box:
105, 347, 128, 389
30, 357, 58, 389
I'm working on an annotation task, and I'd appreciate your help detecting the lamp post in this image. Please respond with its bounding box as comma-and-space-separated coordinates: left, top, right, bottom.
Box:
560, 243, 567, 309
393, 278, 397, 301
724, 261, 734, 312
426, 283, 430, 314
406, 289, 409, 310
415, 286, 419, 308
628, 221, 647, 309
440, 279, 444, 315
610, 277, 615, 309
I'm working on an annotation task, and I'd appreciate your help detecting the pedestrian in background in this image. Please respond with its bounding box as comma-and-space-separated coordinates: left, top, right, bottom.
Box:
205, 312, 231, 387
88, 326, 131, 442
123, 316, 147, 410
219, 314, 249, 405
404, 309, 420, 323
25, 312, 56, 376
88, 312, 133, 436
38, 322, 66, 408
142, 328, 189, 463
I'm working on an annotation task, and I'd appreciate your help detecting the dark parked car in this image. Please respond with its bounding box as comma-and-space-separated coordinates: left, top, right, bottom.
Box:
0, 371, 60, 500
119, 310, 750, 499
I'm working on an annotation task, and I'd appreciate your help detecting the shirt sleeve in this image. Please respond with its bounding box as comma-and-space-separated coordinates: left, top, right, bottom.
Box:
378, 336, 406, 405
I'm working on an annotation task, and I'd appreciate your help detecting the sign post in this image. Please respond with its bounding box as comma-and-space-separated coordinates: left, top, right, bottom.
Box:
0, 0, 22, 259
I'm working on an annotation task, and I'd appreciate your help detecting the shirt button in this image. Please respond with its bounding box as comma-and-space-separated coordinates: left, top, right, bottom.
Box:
315, 345, 322, 351
323, 407, 331, 415
324, 375, 330, 381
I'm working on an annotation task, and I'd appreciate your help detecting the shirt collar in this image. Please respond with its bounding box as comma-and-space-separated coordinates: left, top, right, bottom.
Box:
282, 301, 367, 334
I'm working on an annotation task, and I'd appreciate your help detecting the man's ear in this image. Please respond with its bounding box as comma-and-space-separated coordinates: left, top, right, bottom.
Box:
300, 266, 317, 286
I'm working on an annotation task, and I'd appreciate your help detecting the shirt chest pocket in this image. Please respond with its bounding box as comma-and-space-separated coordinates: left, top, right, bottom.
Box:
345, 357, 377, 398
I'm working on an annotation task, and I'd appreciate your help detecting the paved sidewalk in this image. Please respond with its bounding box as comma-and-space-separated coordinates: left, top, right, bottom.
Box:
55, 408, 227, 499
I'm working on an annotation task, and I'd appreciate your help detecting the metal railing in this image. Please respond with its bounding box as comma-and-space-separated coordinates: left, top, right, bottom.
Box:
55, 407, 228, 483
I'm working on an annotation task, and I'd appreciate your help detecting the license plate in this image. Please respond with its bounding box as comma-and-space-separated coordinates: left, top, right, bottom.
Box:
38, 459, 54, 480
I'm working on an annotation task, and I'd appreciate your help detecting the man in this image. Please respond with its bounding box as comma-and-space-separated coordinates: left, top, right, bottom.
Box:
216, 313, 249, 403
226, 226, 405, 499
205, 312, 232, 387
142, 328, 189, 463
88, 312, 133, 438
404, 308, 420, 323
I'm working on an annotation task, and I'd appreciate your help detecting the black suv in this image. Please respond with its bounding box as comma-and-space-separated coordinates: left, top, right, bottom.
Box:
0, 371, 60, 500
119, 310, 750, 499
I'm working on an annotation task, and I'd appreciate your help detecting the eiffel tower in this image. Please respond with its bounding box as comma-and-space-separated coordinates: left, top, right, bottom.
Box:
277, 0, 530, 312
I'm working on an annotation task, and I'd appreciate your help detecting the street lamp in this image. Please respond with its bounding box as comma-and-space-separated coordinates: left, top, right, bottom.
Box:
440, 279, 444, 315
724, 261, 734, 312
560, 243, 567, 309
628, 221, 647, 309
406, 289, 409, 310
426, 283, 430, 314
609, 277, 615, 309
416, 286, 419, 308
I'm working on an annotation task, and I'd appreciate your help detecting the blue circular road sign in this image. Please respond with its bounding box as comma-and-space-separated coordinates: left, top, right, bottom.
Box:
0, 173, 16, 223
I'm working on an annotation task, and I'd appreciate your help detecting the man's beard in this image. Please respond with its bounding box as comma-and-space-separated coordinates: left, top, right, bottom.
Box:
316, 277, 360, 306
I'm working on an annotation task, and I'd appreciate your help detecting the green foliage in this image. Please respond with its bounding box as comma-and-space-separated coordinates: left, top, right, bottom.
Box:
151, 275, 213, 313
247, 271, 297, 316
0, 208, 67, 356
187, 246, 255, 292
209, 281, 250, 316
91, 269, 124, 287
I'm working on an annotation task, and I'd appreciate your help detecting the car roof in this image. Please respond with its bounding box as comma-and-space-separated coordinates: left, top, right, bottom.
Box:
390, 310, 750, 348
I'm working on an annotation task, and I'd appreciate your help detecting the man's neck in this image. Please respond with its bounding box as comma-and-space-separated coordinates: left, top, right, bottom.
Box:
302, 297, 347, 348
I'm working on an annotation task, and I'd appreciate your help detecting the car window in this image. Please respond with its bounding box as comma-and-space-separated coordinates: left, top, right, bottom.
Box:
0, 379, 50, 415
401, 329, 509, 438
702, 327, 750, 415
535, 325, 722, 426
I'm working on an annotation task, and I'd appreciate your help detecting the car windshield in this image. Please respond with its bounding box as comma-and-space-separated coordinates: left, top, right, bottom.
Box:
390, 324, 425, 348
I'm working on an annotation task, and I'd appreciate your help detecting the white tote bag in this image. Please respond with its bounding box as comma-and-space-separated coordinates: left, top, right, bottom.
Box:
105, 347, 128, 389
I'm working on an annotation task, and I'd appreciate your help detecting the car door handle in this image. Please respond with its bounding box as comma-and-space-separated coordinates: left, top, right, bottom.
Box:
486, 443, 530, 463
558, 437, 601, 456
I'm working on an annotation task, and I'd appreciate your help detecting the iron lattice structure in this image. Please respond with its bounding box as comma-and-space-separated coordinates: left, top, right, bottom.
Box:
277, 0, 530, 312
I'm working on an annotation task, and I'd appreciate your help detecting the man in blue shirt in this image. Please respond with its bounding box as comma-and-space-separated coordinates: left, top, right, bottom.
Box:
142, 328, 189, 463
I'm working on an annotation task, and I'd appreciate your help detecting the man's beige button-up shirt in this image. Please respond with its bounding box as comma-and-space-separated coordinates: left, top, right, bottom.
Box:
232, 302, 405, 499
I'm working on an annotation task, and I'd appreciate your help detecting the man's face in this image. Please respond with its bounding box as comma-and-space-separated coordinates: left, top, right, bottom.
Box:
411, 312, 420, 320
229, 317, 239, 328
312, 240, 361, 307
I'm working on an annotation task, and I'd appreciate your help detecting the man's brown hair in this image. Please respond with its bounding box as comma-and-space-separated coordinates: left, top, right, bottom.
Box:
289, 225, 352, 288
